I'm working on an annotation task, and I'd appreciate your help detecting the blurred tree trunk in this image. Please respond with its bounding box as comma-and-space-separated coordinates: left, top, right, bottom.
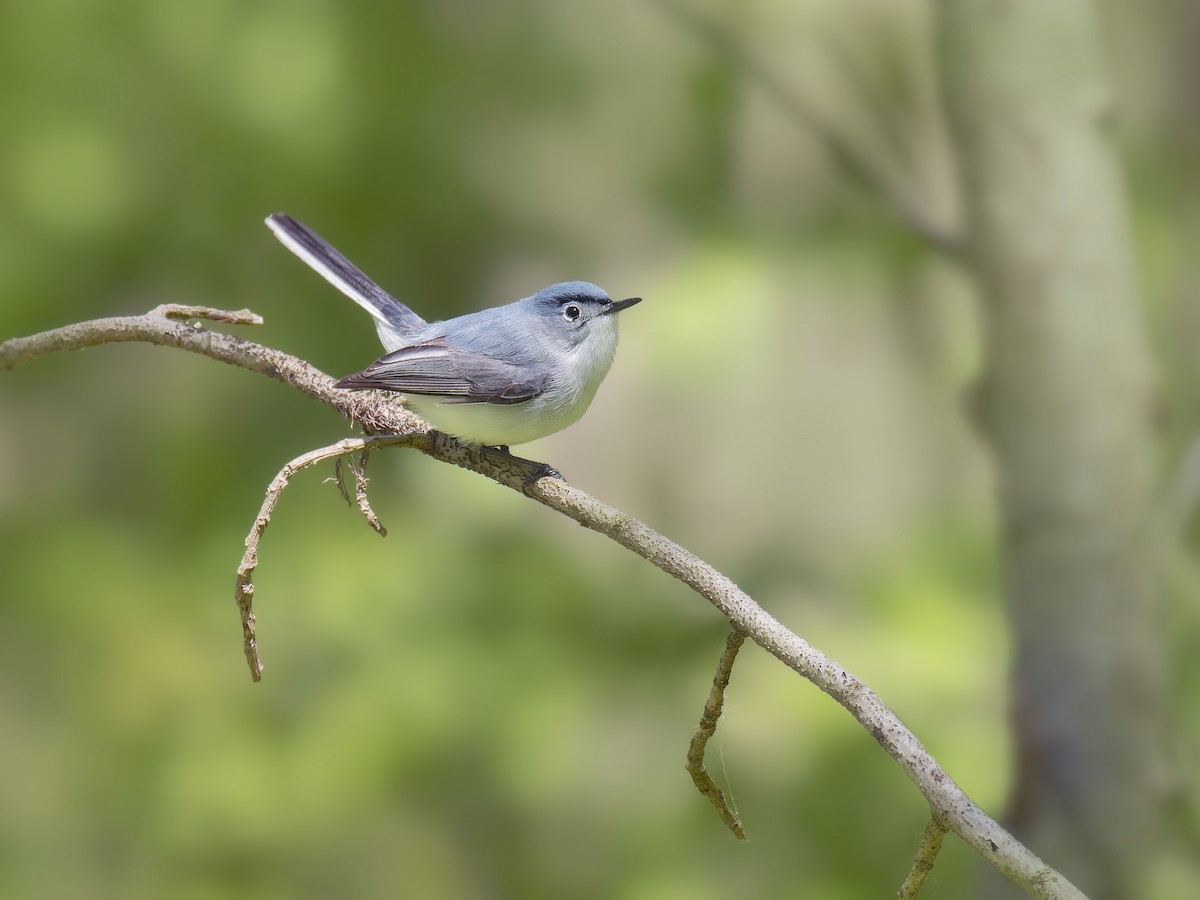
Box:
938, 2, 1168, 897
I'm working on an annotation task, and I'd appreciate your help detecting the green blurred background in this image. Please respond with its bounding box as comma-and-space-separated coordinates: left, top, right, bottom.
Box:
0, 1, 1197, 897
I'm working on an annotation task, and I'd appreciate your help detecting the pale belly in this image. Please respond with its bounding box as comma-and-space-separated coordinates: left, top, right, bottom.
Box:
403, 387, 597, 447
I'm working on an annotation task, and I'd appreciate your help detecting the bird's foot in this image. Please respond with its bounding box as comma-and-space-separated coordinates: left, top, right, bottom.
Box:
485, 445, 563, 485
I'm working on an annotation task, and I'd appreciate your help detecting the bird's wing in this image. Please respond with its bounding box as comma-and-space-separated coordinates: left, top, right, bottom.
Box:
334, 340, 547, 405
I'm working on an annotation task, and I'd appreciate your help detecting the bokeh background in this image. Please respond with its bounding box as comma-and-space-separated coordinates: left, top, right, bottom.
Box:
1, 1, 1197, 897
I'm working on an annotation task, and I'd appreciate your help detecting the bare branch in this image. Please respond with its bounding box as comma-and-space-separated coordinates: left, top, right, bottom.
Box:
515, 489, 1075, 898
0, 306, 1085, 899
235, 436, 415, 680
0, 305, 421, 436
898, 815, 949, 899
687, 628, 748, 839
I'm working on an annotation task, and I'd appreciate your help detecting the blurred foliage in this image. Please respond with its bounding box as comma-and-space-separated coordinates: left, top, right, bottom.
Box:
1, 0, 1198, 897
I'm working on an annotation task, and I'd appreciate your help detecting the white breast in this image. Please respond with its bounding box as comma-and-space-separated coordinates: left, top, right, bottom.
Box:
404, 318, 621, 447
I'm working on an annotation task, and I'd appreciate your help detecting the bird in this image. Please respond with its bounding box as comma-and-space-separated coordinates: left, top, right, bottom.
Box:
266, 213, 640, 450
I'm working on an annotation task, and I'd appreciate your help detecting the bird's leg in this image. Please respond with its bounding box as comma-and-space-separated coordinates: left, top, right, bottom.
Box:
483, 445, 563, 484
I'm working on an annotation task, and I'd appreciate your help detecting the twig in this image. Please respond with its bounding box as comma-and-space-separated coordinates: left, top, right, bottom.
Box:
651, 0, 963, 256
0, 304, 426, 441
0, 306, 1086, 899
898, 815, 949, 899
463, 463, 1085, 899
333, 457, 352, 505
234, 436, 415, 680
350, 451, 387, 536
151, 304, 264, 325
687, 628, 748, 839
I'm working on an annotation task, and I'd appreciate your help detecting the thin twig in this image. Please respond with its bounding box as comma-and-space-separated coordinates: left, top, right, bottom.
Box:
898, 815, 949, 899
0, 307, 1086, 899
350, 450, 387, 536
151, 304, 264, 325
234, 436, 414, 680
333, 457, 351, 505
687, 628, 748, 839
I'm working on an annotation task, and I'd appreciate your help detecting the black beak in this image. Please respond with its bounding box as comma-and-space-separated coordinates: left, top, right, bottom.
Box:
603, 296, 642, 315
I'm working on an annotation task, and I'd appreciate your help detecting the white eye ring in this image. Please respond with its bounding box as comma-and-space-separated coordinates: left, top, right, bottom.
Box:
562, 304, 582, 322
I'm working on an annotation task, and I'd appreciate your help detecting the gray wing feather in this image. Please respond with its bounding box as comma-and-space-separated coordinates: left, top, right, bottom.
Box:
334, 340, 546, 404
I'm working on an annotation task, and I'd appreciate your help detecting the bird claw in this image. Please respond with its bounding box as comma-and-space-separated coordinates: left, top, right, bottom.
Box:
482, 445, 563, 485
524, 462, 562, 484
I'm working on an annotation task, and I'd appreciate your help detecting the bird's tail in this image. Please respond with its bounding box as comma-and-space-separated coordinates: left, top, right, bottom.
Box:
266, 213, 426, 349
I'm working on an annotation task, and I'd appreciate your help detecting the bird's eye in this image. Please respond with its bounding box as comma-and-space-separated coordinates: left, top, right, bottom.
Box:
562, 304, 582, 322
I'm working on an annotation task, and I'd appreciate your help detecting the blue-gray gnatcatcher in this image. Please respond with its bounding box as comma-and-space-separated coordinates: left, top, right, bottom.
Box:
266, 214, 641, 448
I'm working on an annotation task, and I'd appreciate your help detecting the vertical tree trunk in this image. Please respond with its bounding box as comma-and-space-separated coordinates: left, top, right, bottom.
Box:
938, 2, 1167, 896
